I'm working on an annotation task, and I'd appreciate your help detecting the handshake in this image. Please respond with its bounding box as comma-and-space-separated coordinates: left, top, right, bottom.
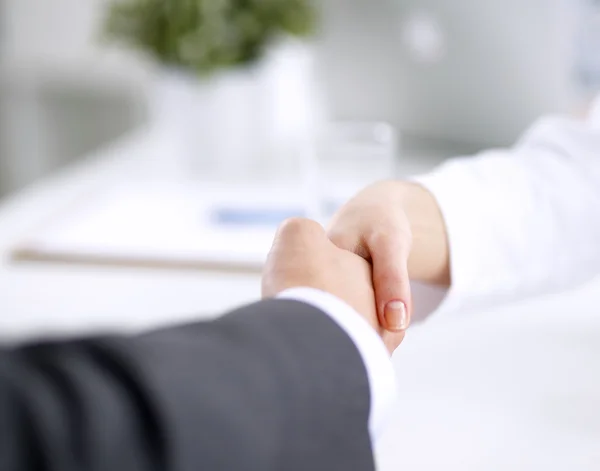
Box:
261, 182, 439, 354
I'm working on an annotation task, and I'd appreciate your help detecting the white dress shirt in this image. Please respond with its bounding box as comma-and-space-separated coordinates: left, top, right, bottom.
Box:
280, 97, 600, 445
415, 100, 600, 318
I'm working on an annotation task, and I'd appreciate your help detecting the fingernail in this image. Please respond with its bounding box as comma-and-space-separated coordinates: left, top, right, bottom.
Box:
385, 301, 409, 331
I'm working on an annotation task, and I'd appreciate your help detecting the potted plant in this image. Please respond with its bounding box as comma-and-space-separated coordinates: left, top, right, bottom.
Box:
104, 0, 320, 178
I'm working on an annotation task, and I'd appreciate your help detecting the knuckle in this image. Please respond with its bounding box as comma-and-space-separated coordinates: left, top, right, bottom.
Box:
277, 217, 323, 240
366, 223, 413, 252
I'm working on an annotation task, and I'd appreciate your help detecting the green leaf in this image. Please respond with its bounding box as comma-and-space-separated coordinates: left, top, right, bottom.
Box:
103, 0, 317, 76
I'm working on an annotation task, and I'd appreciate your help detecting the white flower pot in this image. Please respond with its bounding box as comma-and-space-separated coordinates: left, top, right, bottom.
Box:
149, 40, 325, 181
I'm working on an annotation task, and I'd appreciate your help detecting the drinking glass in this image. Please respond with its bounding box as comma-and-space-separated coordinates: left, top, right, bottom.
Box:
307, 121, 399, 223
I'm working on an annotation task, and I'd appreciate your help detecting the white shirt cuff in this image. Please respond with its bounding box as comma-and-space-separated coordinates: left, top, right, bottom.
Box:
277, 287, 398, 443
412, 114, 600, 318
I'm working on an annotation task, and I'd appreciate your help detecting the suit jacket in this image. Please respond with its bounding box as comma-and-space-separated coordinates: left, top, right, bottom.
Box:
0, 299, 374, 471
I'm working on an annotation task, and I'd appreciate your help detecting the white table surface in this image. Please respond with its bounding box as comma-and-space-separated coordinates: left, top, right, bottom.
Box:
0, 132, 265, 341
1, 131, 599, 470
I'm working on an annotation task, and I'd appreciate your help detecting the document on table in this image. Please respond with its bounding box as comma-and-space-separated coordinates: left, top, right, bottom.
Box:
11, 182, 310, 272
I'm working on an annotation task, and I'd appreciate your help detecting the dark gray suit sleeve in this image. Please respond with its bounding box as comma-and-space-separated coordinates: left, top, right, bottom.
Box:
0, 299, 374, 471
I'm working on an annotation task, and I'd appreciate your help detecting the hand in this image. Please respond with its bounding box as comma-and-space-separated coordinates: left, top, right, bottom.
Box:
263, 218, 405, 352
327, 181, 415, 338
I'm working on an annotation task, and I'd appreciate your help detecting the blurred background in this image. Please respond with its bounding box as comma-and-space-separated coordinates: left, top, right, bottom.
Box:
1, 0, 597, 197
1, 2, 600, 470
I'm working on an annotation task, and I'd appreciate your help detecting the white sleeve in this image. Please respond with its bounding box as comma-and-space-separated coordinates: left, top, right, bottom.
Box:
412, 112, 600, 318
276, 287, 398, 443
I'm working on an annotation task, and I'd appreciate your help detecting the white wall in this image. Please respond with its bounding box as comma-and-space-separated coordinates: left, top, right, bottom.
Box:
1, 0, 109, 64
318, 0, 581, 147
0, 0, 147, 196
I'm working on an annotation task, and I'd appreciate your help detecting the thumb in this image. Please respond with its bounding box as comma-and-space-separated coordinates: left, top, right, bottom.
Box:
367, 231, 412, 332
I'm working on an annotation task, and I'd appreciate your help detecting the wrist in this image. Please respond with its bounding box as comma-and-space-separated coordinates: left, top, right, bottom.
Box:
399, 182, 451, 286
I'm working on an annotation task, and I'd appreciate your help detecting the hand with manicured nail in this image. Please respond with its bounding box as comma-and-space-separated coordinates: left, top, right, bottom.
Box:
263, 218, 407, 353
327, 181, 450, 352
327, 182, 412, 351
